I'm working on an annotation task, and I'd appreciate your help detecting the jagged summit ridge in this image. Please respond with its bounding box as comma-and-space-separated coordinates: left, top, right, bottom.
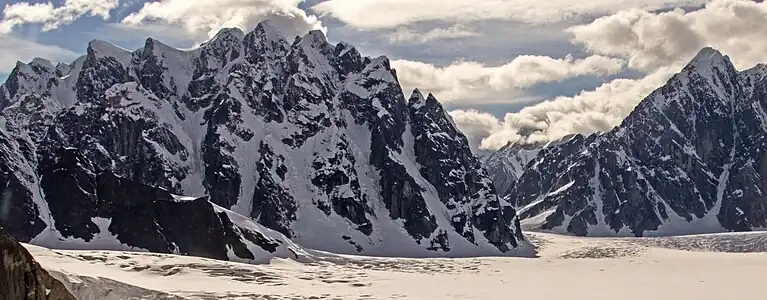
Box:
211, 27, 247, 41
487, 47, 767, 237
0, 20, 531, 259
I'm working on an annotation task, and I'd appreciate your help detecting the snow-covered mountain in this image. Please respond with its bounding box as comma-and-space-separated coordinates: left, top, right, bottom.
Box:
490, 48, 767, 236
483, 134, 578, 200
0, 20, 529, 259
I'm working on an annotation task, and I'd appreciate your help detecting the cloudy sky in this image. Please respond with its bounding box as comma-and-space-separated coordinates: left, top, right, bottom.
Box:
1, 0, 766, 149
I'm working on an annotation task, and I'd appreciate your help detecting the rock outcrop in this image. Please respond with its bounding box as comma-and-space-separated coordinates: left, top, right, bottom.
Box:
0, 228, 76, 300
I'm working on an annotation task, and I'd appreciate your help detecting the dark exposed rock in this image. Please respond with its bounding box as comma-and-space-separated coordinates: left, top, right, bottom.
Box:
409, 91, 523, 250
334, 43, 364, 78
0, 228, 76, 300
76, 42, 132, 103
2, 59, 57, 103
202, 128, 242, 208
38, 147, 100, 241
35, 146, 290, 262
0, 87, 9, 109
380, 161, 438, 242
252, 141, 297, 237
36, 88, 188, 194
0, 127, 45, 243
310, 137, 373, 235
97, 170, 287, 261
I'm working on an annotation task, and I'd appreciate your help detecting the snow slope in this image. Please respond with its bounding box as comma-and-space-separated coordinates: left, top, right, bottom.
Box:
25, 232, 767, 300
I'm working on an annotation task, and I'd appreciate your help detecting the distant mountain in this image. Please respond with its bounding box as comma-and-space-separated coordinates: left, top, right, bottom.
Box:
487, 48, 767, 236
0, 20, 529, 259
483, 135, 578, 200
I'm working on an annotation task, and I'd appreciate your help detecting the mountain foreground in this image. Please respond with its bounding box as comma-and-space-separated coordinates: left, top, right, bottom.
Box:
23, 231, 767, 300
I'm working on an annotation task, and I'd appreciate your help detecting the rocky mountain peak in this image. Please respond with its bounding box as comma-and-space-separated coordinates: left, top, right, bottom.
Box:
210, 27, 246, 43
688, 47, 727, 67
0, 24, 531, 258
365, 56, 393, 74
334, 42, 356, 56
408, 88, 425, 104
424, 93, 445, 112
200, 28, 245, 63
672, 47, 740, 102
294, 29, 333, 60
489, 47, 767, 236
141, 37, 177, 55
30, 58, 55, 70
86, 39, 132, 65
253, 20, 285, 43
3, 60, 54, 102
54, 62, 73, 78
483, 134, 583, 201
301, 29, 329, 45
334, 43, 364, 76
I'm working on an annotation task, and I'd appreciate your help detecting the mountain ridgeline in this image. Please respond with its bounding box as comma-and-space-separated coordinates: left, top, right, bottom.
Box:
0, 21, 529, 260
486, 48, 767, 237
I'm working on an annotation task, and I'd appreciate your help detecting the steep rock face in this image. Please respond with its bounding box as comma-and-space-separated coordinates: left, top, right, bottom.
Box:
501, 48, 767, 236
0, 124, 46, 242
29, 146, 305, 264
0, 21, 529, 257
408, 91, 523, 251
0, 228, 76, 300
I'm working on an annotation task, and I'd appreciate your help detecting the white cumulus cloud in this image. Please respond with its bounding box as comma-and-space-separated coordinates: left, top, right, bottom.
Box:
473, 63, 682, 149
569, 0, 767, 71
0, 0, 118, 34
448, 109, 503, 149
392, 55, 624, 104
312, 0, 708, 30
450, 63, 683, 149
121, 0, 325, 39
